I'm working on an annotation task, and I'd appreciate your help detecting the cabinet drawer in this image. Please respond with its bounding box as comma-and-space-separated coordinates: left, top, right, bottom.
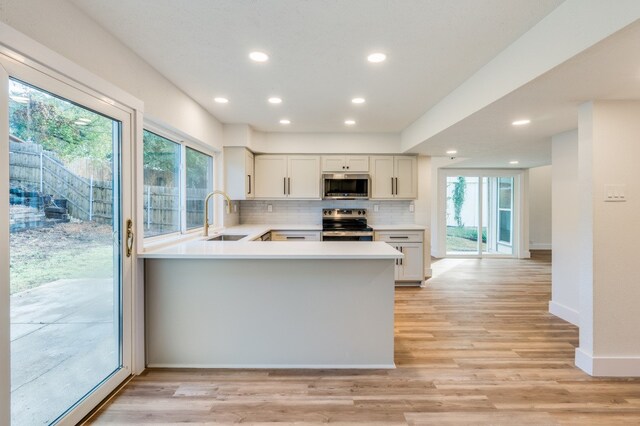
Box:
271, 231, 321, 241
374, 231, 424, 243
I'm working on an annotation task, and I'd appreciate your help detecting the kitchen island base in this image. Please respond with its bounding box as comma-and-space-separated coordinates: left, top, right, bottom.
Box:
145, 258, 395, 368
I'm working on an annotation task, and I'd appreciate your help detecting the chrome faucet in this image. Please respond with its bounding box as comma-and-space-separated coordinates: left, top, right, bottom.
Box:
203, 190, 232, 237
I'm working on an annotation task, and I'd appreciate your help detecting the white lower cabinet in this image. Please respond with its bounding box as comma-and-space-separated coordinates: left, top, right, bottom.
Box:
375, 230, 424, 285
271, 231, 321, 241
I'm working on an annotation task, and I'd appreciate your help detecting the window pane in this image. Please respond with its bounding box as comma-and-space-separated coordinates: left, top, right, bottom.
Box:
186, 147, 212, 229
499, 210, 512, 243
498, 177, 512, 209
143, 130, 180, 237
9, 79, 122, 425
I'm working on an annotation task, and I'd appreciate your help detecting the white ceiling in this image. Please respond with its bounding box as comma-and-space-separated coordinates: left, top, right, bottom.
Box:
70, 0, 563, 133
412, 20, 640, 168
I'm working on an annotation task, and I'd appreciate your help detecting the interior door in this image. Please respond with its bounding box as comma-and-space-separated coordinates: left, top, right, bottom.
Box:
2, 54, 133, 425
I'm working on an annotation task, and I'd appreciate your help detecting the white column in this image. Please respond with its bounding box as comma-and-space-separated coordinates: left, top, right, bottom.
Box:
549, 130, 580, 325
576, 101, 640, 376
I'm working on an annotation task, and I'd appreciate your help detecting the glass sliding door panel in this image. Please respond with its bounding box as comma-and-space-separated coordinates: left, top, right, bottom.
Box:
8, 79, 122, 425
446, 176, 480, 255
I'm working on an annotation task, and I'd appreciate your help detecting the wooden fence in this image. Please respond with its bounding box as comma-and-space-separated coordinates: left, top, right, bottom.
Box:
10, 141, 209, 231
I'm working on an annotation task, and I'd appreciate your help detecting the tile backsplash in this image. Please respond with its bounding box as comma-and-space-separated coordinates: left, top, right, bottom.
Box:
239, 200, 415, 225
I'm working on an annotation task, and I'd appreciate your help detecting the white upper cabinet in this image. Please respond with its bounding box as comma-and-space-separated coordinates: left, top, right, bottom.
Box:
321, 155, 369, 172
224, 147, 254, 200
255, 155, 288, 199
370, 156, 417, 199
255, 155, 320, 199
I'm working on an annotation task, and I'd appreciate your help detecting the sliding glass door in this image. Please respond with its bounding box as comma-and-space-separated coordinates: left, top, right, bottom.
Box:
2, 55, 133, 425
445, 172, 517, 257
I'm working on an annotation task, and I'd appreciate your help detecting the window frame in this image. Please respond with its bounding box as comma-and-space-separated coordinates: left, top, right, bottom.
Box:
142, 122, 215, 243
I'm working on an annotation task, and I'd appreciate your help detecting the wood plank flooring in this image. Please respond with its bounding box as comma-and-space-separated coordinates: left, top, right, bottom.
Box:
87, 252, 640, 425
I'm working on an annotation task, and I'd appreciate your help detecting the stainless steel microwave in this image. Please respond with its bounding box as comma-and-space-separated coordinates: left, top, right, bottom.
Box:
322, 174, 370, 199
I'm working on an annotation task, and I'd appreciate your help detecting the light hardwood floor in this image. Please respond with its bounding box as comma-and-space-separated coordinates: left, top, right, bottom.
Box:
88, 252, 640, 425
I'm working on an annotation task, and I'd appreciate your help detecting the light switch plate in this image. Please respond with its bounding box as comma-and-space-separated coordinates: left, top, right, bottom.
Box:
373, 204, 379, 212
409, 203, 415, 212
604, 184, 626, 202
267, 204, 273, 212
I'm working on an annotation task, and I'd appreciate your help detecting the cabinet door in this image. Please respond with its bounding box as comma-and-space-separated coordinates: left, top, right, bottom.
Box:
397, 243, 424, 281
321, 156, 346, 172
245, 150, 254, 199
370, 156, 394, 199
345, 156, 369, 172
288, 156, 321, 199
254, 155, 288, 199
394, 156, 417, 199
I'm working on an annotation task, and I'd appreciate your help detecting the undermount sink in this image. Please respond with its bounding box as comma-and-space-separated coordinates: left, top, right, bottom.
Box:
206, 234, 247, 241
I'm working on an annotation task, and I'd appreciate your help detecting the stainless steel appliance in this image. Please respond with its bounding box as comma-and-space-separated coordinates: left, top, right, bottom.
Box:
322, 174, 370, 200
322, 208, 373, 241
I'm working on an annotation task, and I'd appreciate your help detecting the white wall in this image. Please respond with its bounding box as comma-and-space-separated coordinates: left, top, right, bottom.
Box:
529, 165, 552, 250
576, 101, 640, 376
252, 132, 400, 154
549, 131, 579, 326
0, 0, 223, 150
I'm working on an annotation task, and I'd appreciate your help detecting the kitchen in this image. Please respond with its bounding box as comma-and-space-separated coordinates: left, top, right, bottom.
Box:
3, 1, 640, 425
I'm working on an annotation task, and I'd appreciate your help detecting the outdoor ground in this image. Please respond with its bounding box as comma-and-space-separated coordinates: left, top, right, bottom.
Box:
9, 221, 114, 294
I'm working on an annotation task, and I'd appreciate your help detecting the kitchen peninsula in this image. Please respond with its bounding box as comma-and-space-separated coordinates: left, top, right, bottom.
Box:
141, 225, 402, 369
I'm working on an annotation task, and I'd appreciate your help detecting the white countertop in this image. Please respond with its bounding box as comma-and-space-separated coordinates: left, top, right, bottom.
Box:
140, 223, 425, 259
141, 240, 401, 259
370, 224, 427, 231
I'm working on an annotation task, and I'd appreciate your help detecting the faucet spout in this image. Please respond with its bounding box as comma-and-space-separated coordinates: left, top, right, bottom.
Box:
203, 190, 232, 237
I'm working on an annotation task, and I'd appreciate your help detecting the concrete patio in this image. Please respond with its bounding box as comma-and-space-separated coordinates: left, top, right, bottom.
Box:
11, 278, 118, 425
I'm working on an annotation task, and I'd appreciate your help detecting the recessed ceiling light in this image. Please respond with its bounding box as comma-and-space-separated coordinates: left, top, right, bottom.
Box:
345, 119, 356, 125
512, 119, 531, 126
446, 150, 457, 155
367, 53, 386, 63
10, 95, 29, 104
268, 97, 282, 104
509, 160, 519, 165
279, 119, 291, 125
249, 51, 269, 62
352, 97, 366, 104
214, 97, 229, 104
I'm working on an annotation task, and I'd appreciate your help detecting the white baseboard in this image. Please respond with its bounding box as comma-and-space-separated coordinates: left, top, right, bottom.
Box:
549, 301, 580, 326
575, 348, 640, 377
530, 243, 552, 250
148, 363, 396, 369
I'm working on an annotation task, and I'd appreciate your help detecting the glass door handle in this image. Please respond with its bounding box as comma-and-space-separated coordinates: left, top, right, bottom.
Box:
126, 219, 134, 258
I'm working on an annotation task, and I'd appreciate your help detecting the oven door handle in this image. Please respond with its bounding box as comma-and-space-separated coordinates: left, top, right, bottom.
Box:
322, 231, 374, 237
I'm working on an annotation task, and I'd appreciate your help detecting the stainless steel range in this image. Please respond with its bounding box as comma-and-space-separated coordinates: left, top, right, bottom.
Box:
322, 208, 373, 241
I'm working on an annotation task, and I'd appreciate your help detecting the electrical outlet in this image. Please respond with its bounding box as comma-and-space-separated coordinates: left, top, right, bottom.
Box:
373, 204, 379, 212
233, 203, 238, 213
267, 204, 273, 212
409, 203, 415, 212
604, 184, 627, 202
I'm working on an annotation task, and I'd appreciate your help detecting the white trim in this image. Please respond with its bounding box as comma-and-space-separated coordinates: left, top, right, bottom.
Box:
0, 22, 143, 112
575, 348, 640, 377
148, 363, 396, 369
549, 301, 580, 326
0, 62, 10, 426
530, 243, 552, 250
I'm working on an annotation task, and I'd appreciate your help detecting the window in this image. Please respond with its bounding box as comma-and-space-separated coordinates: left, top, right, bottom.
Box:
142, 129, 214, 238
143, 130, 181, 237
186, 147, 213, 229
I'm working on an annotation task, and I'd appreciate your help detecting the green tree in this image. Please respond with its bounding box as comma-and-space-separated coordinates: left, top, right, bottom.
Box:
453, 176, 466, 227
9, 80, 113, 164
